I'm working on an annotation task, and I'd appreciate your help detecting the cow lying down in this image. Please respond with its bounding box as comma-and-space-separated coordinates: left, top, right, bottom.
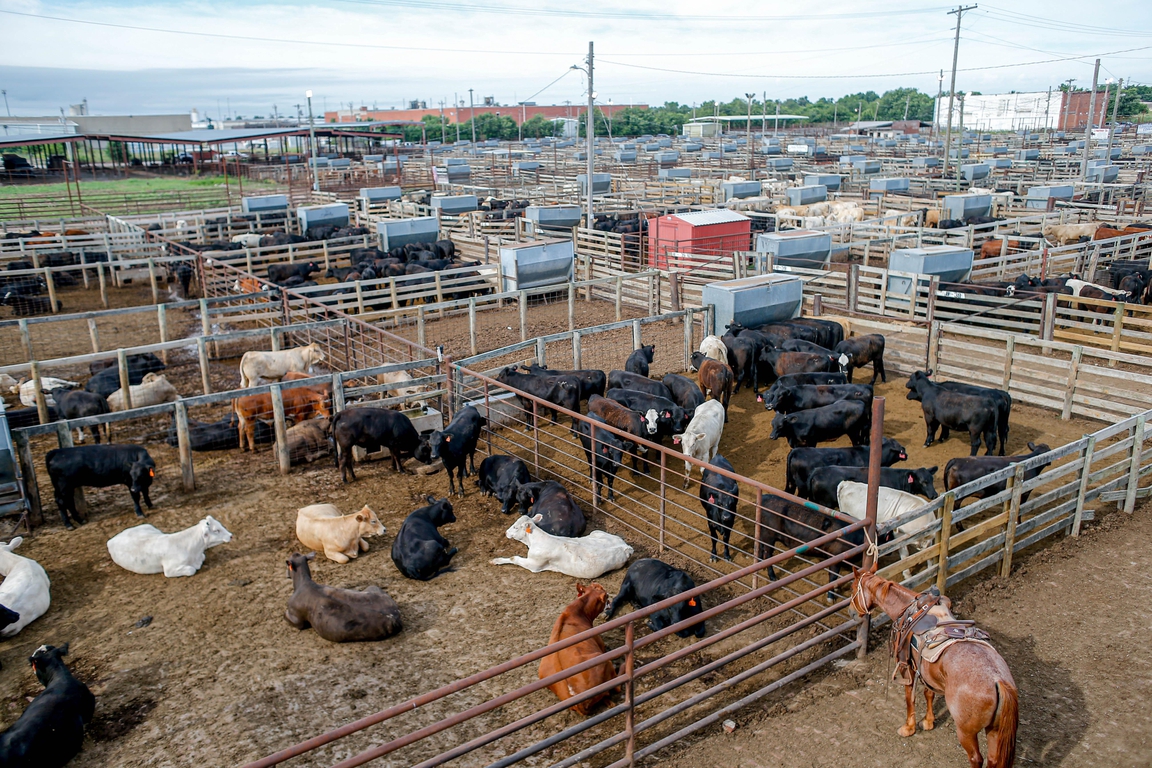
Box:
0, 537, 50, 638
284, 552, 401, 643
107, 516, 233, 578
490, 515, 633, 579
296, 503, 384, 564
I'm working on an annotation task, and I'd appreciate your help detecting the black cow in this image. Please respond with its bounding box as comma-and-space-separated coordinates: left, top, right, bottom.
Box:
624, 344, 655, 377
780, 339, 832, 355
330, 407, 422, 483
172, 261, 194, 298
944, 442, 1051, 503
513, 481, 586, 537
521, 364, 606, 401
937, 219, 965, 230
807, 465, 939, 510
761, 494, 862, 596
757, 371, 848, 405
495, 367, 581, 427
758, 349, 841, 390
390, 496, 457, 580
49, 388, 109, 444
606, 370, 673, 400
908, 370, 1011, 455
477, 455, 531, 515
605, 558, 706, 638
165, 412, 275, 451
432, 239, 457, 259
587, 394, 656, 475
45, 445, 155, 529
416, 406, 486, 496
6, 406, 56, 430
906, 374, 999, 456
762, 383, 872, 414
784, 438, 908, 497
88, 352, 164, 378
1, 293, 60, 316
720, 333, 758, 394
267, 261, 319, 285
661, 374, 705, 420
85, 354, 166, 398
577, 414, 625, 502
833, 334, 886, 384
700, 455, 739, 562
606, 388, 685, 437
0, 643, 94, 768
769, 400, 870, 448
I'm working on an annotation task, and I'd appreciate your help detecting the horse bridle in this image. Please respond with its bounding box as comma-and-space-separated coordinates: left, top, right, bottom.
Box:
851, 570, 875, 616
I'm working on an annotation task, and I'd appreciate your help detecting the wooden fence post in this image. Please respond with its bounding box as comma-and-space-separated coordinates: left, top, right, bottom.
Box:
147, 258, 160, 305
572, 331, 582, 369
197, 337, 211, 395
18, 319, 32, 361
1061, 346, 1083, 420
848, 264, 860, 313
936, 492, 955, 593
174, 400, 195, 492
1109, 303, 1125, 363
116, 348, 133, 410
87, 318, 99, 353
1001, 335, 1015, 391
417, 305, 427, 349
632, 319, 642, 351
519, 290, 528, 341
615, 276, 623, 321
683, 309, 694, 370
271, 384, 291, 475
43, 268, 58, 314
97, 262, 108, 308
157, 304, 168, 364
1123, 414, 1146, 513
469, 298, 478, 356
568, 282, 575, 331
331, 373, 346, 413
54, 422, 87, 517
536, 338, 547, 368
1072, 435, 1097, 536
1000, 465, 1025, 577
13, 431, 42, 525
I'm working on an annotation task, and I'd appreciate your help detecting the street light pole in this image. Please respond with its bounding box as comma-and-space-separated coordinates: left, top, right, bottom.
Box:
306, 89, 318, 193
1106, 78, 1123, 162
942, 4, 977, 181
932, 70, 943, 144
745, 93, 755, 172
469, 88, 476, 144
1080, 58, 1101, 181
586, 41, 595, 229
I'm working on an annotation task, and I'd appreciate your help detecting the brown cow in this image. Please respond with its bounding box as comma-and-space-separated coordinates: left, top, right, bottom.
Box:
1093, 224, 1152, 241
978, 238, 1023, 260
538, 583, 617, 717
282, 370, 333, 409
696, 358, 733, 420
234, 386, 330, 452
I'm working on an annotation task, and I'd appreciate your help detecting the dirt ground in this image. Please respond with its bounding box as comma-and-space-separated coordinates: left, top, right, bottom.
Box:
662, 501, 1152, 768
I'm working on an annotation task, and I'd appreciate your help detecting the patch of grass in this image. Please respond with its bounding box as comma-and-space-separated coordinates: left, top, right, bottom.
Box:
0, 176, 280, 199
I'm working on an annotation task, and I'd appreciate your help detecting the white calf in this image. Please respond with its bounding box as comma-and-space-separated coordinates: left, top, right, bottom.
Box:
696, 336, 728, 368
108, 373, 179, 411
296, 503, 385, 563
1042, 222, 1097, 246
231, 233, 263, 248
14, 377, 78, 407
238, 343, 326, 388
673, 399, 725, 488
836, 481, 934, 579
490, 515, 633, 579
376, 369, 428, 409
107, 515, 233, 577
0, 537, 51, 638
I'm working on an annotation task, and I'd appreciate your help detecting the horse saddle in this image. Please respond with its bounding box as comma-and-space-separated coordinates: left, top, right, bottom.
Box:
890, 587, 990, 687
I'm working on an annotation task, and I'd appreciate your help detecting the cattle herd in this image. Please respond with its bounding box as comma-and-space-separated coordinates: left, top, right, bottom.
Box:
1, 302, 1063, 764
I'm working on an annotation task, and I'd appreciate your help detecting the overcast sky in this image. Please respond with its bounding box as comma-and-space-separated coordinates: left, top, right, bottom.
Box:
1, 0, 1150, 119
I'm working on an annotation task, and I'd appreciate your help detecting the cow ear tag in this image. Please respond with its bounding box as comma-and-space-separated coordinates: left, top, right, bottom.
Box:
908, 474, 914, 483
149, 468, 155, 477
688, 598, 697, 607
526, 524, 533, 533
444, 435, 451, 442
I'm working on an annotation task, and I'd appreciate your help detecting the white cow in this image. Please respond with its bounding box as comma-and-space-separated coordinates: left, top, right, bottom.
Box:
376, 369, 428, 409
107, 515, 233, 577
1065, 278, 1129, 300
238, 343, 325, 388
673, 399, 725, 488
0, 537, 51, 638
231, 233, 263, 248
296, 503, 385, 563
107, 373, 179, 411
1042, 222, 1098, 246
836, 481, 934, 579
490, 515, 633, 579
13, 377, 78, 407
695, 336, 728, 369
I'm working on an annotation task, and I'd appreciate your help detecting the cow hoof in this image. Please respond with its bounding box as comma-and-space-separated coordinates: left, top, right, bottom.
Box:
64, 522, 75, 531
710, 554, 718, 563
135, 511, 146, 518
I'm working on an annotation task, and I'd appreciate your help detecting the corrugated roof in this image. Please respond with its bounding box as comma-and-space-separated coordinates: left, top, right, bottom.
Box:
669, 210, 750, 226
98, 127, 306, 143
0, 133, 80, 148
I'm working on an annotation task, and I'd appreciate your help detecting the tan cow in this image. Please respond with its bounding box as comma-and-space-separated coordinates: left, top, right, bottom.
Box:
108, 373, 179, 411
238, 343, 325, 388
296, 503, 385, 563
275, 418, 332, 466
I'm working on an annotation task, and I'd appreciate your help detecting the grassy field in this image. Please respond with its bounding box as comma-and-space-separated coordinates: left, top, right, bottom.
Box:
0, 175, 280, 199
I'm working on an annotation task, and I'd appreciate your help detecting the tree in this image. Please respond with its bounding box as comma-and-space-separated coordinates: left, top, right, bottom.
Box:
521, 114, 558, 138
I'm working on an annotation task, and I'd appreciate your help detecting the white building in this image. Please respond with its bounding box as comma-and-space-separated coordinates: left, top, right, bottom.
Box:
934, 91, 1058, 132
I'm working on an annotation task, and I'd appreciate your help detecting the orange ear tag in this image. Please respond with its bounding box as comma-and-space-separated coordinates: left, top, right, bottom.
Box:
526, 525, 533, 533
688, 598, 697, 607
149, 468, 155, 477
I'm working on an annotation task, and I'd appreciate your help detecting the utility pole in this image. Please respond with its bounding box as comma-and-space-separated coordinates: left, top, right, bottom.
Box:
1, 89, 9, 117
1080, 58, 1100, 180
745, 92, 755, 172
955, 93, 966, 190
469, 88, 476, 144
586, 41, 595, 228
439, 99, 446, 144
306, 89, 318, 192
1061, 78, 1076, 132
942, 4, 977, 181
903, 92, 911, 121
1106, 78, 1123, 161
1043, 86, 1052, 134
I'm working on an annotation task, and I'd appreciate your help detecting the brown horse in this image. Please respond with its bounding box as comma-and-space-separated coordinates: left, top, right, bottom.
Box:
538, 583, 617, 716
851, 564, 1019, 768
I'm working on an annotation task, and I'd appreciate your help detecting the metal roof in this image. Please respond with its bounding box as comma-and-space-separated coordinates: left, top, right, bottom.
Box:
93, 127, 308, 144
689, 115, 810, 122
669, 209, 750, 226
0, 133, 81, 148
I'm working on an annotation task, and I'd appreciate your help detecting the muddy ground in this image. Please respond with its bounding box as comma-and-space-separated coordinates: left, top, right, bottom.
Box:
662, 500, 1152, 768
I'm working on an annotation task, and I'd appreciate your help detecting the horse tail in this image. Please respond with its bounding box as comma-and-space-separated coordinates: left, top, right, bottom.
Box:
987, 679, 1019, 768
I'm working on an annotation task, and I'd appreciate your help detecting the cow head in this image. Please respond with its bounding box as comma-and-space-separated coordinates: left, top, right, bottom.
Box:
837, 353, 850, 369
574, 582, 609, 619
354, 505, 385, 537
881, 437, 908, 464
424, 497, 457, 526
769, 413, 793, 440
305, 343, 326, 366
29, 643, 69, 686
505, 513, 542, 543
642, 409, 659, 435
905, 467, 939, 499
200, 515, 233, 547
286, 551, 316, 579
689, 352, 705, 372
130, 457, 156, 495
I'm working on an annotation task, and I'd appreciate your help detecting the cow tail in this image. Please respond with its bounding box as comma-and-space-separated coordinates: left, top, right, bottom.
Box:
330, 411, 344, 468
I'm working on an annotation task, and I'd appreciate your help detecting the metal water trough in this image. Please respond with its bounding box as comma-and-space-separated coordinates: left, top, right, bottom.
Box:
498, 238, 574, 291
359, 187, 402, 203
577, 174, 612, 194
786, 185, 827, 206
241, 195, 289, 214
702, 274, 803, 330
525, 205, 582, 229
804, 173, 841, 191
887, 245, 973, 296
297, 203, 350, 233
431, 195, 479, 215
721, 180, 762, 201
943, 193, 992, 221
1025, 185, 1074, 209
376, 217, 440, 250
756, 230, 832, 269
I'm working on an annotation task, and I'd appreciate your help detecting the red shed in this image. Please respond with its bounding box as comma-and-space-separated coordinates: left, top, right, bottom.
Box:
648, 209, 752, 270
